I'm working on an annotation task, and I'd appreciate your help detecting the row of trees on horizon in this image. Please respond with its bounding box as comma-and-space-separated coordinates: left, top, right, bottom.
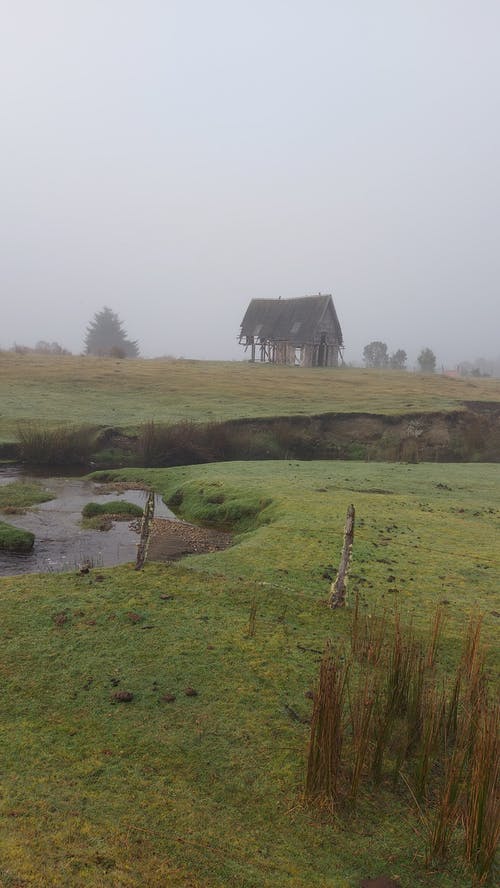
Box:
1, 308, 498, 376
362, 340, 437, 373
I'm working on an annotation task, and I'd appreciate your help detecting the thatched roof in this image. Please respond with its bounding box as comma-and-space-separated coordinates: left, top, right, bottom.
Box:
240, 295, 343, 345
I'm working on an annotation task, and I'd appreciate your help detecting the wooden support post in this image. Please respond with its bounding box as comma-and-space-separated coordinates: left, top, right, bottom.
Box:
135, 491, 155, 570
329, 504, 355, 608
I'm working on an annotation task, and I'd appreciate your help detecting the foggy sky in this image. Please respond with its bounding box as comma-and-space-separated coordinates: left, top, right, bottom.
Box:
1, 1, 499, 367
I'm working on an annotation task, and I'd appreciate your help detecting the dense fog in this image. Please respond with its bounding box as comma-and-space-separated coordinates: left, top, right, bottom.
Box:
1, 1, 499, 370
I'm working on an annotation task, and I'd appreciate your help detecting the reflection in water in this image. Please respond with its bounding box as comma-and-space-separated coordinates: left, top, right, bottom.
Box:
0, 467, 175, 576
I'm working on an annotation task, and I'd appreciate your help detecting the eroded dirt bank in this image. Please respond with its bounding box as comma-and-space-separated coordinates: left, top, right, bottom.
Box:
244, 401, 500, 462
2, 402, 499, 466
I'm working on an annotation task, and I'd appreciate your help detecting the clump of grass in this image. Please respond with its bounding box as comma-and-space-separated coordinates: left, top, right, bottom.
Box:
369, 613, 423, 784
347, 670, 377, 806
385, 612, 416, 717
0, 520, 35, 552
136, 420, 206, 467
82, 501, 143, 519
426, 605, 445, 669
412, 685, 445, 803
165, 479, 273, 533
0, 480, 53, 512
444, 665, 462, 745
463, 702, 500, 883
81, 500, 143, 531
305, 644, 349, 806
307, 609, 499, 884
17, 422, 96, 466
166, 488, 184, 509
426, 741, 466, 862
350, 594, 386, 666
405, 649, 426, 756
370, 685, 396, 785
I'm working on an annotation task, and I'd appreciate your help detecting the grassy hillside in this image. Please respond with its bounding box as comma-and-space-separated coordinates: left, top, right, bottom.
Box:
0, 461, 498, 886
0, 353, 499, 441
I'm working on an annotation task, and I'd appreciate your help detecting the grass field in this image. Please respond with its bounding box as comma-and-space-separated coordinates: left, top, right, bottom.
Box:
1, 353, 499, 442
0, 460, 498, 886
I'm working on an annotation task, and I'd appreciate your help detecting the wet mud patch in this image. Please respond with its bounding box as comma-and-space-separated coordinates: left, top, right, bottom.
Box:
148, 518, 232, 561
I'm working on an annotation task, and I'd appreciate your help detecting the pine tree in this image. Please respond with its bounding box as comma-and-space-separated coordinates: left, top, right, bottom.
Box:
417, 347, 436, 373
84, 307, 139, 358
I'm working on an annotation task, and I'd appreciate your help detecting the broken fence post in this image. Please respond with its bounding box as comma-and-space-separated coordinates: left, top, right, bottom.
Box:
135, 491, 155, 570
329, 504, 355, 608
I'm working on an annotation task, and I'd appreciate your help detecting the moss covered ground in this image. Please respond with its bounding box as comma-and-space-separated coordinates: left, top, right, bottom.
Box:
0, 461, 498, 886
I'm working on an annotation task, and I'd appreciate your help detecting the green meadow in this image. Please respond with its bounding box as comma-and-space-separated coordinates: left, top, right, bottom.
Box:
0, 460, 498, 886
1, 353, 499, 441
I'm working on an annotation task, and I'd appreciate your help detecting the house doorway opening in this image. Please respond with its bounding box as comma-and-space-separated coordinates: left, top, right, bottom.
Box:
318, 334, 328, 367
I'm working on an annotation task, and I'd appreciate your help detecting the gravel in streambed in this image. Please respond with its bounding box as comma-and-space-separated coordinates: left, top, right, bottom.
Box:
93, 483, 232, 559
148, 518, 232, 561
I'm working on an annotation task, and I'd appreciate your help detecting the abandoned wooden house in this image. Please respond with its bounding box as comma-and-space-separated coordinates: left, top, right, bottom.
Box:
239, 294, 344, 367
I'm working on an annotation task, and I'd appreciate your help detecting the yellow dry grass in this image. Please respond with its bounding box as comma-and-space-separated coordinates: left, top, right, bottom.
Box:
0, 353, 498, 441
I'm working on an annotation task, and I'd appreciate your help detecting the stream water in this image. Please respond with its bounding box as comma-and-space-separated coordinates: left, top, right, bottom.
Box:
0, 466, 176, 576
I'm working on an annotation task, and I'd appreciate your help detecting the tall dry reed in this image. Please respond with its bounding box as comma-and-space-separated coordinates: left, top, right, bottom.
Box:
307, 607, 498, 883
17, 422, 95, 465
463, 702, 499, 883
305, 644, 349, 806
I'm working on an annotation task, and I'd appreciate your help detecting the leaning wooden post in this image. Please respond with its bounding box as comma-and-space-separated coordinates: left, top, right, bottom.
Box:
329, 504, 355, 608
135, 491, 155, 570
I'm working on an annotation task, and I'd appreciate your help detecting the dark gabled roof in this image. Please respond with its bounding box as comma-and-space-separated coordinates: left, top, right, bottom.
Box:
240, 295, 343, 346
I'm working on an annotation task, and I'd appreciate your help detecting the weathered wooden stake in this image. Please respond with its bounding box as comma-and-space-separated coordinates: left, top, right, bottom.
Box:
135, 491, 155, 570
329, 504, 355, 608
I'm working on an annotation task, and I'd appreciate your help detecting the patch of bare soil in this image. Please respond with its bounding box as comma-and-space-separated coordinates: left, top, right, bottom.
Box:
148, 518, 232, 561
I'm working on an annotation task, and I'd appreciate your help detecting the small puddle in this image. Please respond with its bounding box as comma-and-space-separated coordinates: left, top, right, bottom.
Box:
0, 467, 176, 576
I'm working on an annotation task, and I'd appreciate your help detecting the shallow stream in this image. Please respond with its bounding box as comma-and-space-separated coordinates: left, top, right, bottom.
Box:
0, 466, 175, 576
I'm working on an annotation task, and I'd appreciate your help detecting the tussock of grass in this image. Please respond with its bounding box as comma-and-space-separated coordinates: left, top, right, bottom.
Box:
0, 520, 34, 552
81, 500, 143, 531
166, 480, 273, 532
0, 480, 53, 512
82, 501, 143, 519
